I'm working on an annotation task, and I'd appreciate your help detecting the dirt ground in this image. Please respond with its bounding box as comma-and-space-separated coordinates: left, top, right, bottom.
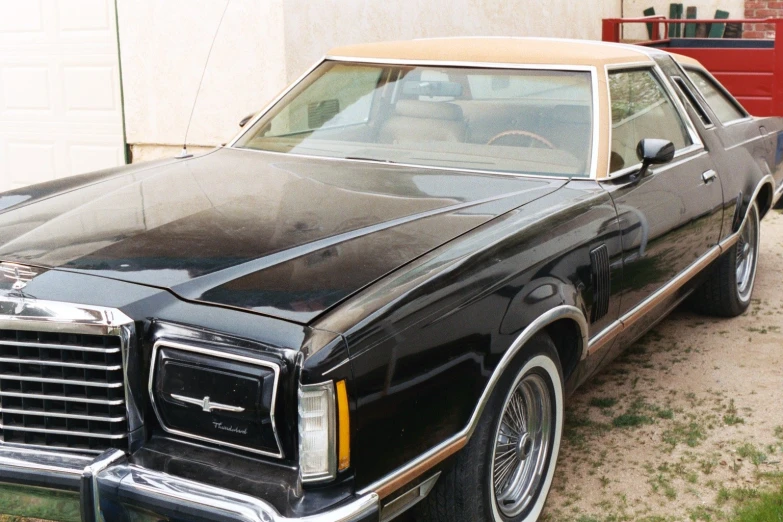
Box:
405, 209, 783, 522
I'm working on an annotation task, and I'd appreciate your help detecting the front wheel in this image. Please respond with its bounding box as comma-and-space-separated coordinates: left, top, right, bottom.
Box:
691, 201, 760, 317
417, 333, 563, 522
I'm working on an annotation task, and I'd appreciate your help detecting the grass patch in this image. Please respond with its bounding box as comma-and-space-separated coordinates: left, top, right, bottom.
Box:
731, 484, 783, 522
589, 397, 617, 409
724, 413, 745, 426
0, 483, 79, 522
662, 421, 706, 449
613, 413, 654, 428
737, 443, 768, 466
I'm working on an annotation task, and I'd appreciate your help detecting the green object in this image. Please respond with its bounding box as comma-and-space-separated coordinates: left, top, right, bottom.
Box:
668, 4, 683, 38
685, 6, 697, 37
709, 9, 729, 38
643, 7, 656, 39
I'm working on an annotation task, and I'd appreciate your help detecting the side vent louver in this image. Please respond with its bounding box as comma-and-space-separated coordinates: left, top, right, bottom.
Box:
590, 245, 610, 323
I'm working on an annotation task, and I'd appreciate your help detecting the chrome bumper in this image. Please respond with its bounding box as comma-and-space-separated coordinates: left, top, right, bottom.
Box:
0, 446, 379, 522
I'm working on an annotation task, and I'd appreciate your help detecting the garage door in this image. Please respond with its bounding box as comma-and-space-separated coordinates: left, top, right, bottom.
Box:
0, 0, 125, 193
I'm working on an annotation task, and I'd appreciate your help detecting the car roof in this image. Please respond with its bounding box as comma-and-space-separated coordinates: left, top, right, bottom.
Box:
327, 37, 656, 67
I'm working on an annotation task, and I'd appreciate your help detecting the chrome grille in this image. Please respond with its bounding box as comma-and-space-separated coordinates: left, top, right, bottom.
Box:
0, 329, 128, 453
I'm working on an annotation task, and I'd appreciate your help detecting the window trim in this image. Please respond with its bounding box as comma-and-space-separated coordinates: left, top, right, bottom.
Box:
603, 63, 705, 180
228, 57, 601, 181
682, 65, 751, 128
671, 76, 714, 129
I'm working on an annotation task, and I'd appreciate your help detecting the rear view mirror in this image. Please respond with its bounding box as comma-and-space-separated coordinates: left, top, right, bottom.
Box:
239, 112, 256, 127
636, 139, 675, 178
402, 81, 463, 97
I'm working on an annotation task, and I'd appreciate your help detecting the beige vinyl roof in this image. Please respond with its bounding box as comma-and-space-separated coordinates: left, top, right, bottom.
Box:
327, 37, 654, 67
670, 52, 703, 68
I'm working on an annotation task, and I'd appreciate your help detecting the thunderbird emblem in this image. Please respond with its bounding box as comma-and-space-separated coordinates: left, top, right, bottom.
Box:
0, 263, 39, 291
170, 393, 245, 413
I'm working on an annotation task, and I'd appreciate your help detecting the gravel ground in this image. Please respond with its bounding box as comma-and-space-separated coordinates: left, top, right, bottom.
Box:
404, 210, 783, 522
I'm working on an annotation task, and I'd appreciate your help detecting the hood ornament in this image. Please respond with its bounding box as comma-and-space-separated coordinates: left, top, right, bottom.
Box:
0, 262, 39, 291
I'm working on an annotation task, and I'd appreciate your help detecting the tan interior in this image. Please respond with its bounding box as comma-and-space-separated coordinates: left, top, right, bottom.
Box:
379, 100, 467, 143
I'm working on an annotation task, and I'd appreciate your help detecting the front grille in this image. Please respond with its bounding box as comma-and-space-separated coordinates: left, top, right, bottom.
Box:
0, 329, 128, 453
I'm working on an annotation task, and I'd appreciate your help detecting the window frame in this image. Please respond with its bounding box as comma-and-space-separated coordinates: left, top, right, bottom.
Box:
682, 65, 751, 127
228, 57, 602, 181
604, 62, 704, 179
671, 76, 714, 129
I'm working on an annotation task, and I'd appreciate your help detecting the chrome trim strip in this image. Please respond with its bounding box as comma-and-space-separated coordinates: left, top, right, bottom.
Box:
0, 296, 132, 336
324, 55, 597, 70
229, 58, 600, 180
112, 465, 379, 522
0, 340, 121, 354
0, 357, 121, 371
0, 294, 141, 451
0, 440, 104, 455
82, 448, 126, 522
0, 408, 126, 423
380, 471, 441, 522
0, 424, 128, 439
358, 305, 588, 498
0, 444, 93, 475
0, 391, 124, 405
149, 340, 284, 459
0, 374, 123, 388
231, 147, 586, 182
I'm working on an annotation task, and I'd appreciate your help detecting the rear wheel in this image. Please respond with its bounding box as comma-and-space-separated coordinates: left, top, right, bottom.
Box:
691, 201, 760, 317
417, 333, 563, 522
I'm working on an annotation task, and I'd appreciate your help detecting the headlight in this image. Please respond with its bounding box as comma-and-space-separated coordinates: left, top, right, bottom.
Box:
298, 381, 337, 483
149, 341, 283, 459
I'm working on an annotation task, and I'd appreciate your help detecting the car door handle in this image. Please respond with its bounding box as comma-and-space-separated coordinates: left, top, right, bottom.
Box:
702, 170, 717, 184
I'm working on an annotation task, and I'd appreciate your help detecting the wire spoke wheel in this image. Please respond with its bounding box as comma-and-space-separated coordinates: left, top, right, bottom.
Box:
736, 205, 759, 302
491, 372, 553, 518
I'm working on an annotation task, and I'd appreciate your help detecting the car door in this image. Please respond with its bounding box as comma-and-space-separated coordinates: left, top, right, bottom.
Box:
600, 65, 724, 349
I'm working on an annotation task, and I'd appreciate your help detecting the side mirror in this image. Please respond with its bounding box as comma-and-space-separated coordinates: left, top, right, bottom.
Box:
636, 139, 675, 178
239, 112, 256, 128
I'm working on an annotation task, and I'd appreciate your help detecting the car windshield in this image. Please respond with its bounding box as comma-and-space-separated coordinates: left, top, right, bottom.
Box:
235, 62, 594, 178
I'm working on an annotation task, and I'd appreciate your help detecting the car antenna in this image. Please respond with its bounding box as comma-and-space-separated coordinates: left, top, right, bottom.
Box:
177, 0, 231, 159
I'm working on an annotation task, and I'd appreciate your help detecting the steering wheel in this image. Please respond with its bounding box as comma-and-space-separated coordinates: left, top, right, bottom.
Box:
487, 130, 555, 149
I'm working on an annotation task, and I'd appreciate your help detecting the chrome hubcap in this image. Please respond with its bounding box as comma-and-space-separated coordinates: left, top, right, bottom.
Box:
736, 208, 758, 301
491, 373, 552, 518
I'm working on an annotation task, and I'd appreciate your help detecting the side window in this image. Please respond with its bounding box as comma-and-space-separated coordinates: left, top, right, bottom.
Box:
684, 69, 747, 125
608, 68, 692, 173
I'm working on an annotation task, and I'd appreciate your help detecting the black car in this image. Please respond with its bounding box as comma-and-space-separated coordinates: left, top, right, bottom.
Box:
0, 38, 781, 522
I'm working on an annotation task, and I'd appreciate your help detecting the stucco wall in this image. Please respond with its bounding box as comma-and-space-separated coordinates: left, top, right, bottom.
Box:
118, 0, 620, 156
118, 0, 287, 149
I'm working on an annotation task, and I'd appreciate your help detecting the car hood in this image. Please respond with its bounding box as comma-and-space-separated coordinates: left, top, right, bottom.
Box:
0, 148, 565, 323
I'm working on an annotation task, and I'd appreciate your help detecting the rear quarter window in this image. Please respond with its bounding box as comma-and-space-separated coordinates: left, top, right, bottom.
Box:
685, 69, 747, 125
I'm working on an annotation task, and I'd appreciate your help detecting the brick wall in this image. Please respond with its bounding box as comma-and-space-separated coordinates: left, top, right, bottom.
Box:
744, 1, 783, 38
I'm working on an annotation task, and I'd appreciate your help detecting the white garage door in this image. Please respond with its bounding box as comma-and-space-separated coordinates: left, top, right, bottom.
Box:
0, 0, 125, 193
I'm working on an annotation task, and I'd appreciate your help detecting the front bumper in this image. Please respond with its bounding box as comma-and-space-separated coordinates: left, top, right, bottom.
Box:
0, 446, 379, 522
